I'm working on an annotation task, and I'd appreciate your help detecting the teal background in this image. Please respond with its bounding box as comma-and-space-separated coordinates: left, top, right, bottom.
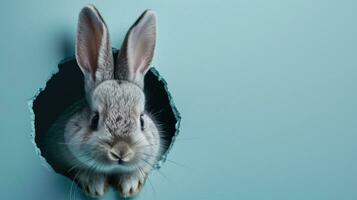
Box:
0, 0, 356, 199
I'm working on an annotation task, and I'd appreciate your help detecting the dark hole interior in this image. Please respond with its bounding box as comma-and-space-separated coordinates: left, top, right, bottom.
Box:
32, 51, 180, 176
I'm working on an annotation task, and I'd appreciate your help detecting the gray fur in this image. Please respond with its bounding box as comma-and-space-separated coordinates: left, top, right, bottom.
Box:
53, 5, 160, 198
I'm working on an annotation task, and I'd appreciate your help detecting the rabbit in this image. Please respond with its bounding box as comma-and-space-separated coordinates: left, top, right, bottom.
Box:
45, 5, 162, 198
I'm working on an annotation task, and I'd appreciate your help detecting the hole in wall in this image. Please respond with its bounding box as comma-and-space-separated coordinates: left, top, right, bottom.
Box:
31, 50, 181, 178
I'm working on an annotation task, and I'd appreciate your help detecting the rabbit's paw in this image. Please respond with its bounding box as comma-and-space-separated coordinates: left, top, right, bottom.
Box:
77, 172, 108, 197
115, 173, 146, 198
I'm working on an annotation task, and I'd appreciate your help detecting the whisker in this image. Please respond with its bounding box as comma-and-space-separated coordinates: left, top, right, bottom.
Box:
138, 157, 155, 169
132, 135, 147, 147
139, 152, 192, 170
69, 170, 81, 200
146, 172, 157, 199
65, 153, 94, 174
174, 137, 201, 141
165, 159, 194, 170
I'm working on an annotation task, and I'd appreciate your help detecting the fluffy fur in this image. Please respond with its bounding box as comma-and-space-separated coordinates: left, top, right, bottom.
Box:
48, 5, 161, 198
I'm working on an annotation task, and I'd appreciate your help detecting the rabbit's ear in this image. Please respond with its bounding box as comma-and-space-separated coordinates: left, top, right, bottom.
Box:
115, 10, 157, 88
76, 5, 114, 92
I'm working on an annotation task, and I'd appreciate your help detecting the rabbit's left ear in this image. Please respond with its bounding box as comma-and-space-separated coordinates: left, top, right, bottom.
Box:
115, 10, 157, 88
76, 5, 114, 92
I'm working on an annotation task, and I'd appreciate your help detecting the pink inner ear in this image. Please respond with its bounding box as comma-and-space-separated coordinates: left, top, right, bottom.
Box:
126, 11, 156, 79
76, 7, 105, 80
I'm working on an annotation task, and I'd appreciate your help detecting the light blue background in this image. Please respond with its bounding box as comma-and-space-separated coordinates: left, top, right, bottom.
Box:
0, 0, 356, 199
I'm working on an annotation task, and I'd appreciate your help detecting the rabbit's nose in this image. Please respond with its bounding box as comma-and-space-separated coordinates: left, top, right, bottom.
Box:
108, 142, 134, 164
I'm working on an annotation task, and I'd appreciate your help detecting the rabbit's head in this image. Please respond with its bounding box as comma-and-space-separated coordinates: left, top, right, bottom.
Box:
65, 5, 161, 173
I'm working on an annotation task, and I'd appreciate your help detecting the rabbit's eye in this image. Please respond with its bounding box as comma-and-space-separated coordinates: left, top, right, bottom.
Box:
140, 114, 145, 131
90, 112, 99, 130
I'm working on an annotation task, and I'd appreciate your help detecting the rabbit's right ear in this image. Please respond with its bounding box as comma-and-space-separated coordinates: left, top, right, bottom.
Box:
115, 10, 157, 88
76, 5, 114, 93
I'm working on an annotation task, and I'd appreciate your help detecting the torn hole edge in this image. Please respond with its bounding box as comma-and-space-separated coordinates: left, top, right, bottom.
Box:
28, 53, 181, 174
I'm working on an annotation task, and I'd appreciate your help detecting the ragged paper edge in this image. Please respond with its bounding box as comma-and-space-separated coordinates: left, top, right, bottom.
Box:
27, 69, 62, 173
28, 52, 181, 172
150, 67, 182, 169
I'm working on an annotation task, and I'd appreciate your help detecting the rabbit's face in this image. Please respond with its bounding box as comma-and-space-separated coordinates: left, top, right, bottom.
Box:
71, 80, 160, 172
65, 80, 160, 172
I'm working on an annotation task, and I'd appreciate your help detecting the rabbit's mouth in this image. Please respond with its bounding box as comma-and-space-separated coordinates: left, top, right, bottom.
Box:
79, 153, 140, 173
98, 153, 154, 173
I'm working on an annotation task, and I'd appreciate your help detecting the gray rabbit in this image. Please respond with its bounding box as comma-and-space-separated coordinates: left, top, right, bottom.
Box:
45, 5, 162, 198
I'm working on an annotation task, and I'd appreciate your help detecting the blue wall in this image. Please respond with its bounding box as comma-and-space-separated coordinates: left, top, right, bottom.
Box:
0, 0, 356, 199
